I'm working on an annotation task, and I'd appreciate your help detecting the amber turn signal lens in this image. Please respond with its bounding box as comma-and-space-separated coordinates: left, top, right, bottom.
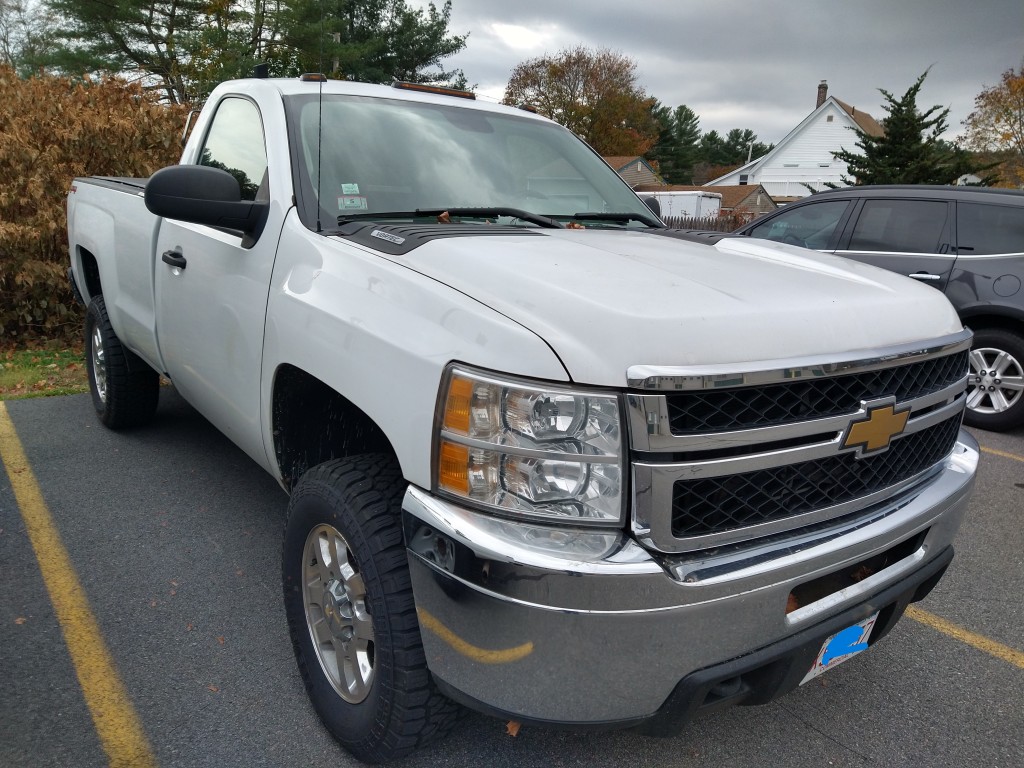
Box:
443, 376, 473, 434
438, 441, 470, 495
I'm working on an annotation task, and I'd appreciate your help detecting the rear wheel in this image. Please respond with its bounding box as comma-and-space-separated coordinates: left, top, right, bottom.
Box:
84, 296, 159, 429
964, 328, 1024, 432
282, 455, 461, 763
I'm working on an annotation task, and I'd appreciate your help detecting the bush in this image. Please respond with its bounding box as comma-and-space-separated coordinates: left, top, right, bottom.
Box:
0, 66, 188, 343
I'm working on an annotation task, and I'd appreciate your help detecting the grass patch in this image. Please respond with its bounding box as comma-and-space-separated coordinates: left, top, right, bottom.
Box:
0, 346, 89, 400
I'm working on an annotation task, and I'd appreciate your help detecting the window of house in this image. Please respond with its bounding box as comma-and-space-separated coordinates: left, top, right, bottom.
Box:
199, 97, 268, 201
847, 200, 948, 253
826, 115, 834, 123
739, 174, 748, 185
957, 202, 1024, 255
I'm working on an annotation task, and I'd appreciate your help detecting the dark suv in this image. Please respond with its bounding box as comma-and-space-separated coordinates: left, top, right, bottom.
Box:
705, 185, 1024, 431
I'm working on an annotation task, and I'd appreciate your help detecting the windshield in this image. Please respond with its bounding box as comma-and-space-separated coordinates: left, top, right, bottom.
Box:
284, 93, 658, 230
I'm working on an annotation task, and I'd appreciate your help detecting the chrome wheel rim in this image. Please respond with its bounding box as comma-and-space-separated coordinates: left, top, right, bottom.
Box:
968, 346, 1024, 415
90, 324, 108, 404
302, 524, 375, 703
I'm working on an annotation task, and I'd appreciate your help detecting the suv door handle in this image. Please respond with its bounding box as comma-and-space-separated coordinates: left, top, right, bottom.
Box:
162, 249, 187, 269
909, 272, 941, 281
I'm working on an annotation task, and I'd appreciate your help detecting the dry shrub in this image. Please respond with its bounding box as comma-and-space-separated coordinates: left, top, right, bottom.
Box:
0, 66, 189, 343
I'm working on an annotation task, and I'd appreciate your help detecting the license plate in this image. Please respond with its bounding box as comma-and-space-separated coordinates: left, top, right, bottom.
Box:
801, 611, 879, 685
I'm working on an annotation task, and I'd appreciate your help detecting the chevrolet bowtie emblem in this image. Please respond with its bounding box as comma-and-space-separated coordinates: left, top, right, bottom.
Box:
841, 401, 910, 457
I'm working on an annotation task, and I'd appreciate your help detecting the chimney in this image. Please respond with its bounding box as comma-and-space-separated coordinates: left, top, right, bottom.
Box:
816, 80, 828, 108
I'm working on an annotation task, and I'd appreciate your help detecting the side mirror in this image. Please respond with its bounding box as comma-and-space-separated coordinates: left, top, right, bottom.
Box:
640, 195, 661, 218
145, 165, 268, 243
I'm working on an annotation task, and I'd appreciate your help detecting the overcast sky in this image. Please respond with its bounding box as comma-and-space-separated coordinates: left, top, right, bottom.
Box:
411, 0, 1023, 145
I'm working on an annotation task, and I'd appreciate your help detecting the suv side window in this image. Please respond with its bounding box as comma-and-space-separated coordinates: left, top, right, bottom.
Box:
747, 200, 850, 249
847, 199, 947, 253
199, 97, 267, 201
957, 202, 1024, 255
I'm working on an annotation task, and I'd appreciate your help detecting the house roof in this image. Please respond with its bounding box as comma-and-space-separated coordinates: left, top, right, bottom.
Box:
834, 99, 884, 137
602, 156, 644, 171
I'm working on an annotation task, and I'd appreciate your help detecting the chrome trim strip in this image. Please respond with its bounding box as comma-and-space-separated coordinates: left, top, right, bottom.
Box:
626, 328, 972, 391
627, 376, 967, 453
632, 396, 965, 481
439, 429, 620, 464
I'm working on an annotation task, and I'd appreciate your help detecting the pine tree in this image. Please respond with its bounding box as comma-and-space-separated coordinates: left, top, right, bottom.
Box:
834, 71, 983, 185
648, 103, 701, 183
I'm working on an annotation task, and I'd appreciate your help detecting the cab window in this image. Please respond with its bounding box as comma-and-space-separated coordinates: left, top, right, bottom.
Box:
847, 199, 948, 253
199, 97, 268, 201
747, 200, 850, 249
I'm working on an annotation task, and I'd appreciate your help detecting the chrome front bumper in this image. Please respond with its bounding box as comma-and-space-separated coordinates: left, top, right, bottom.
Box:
402, 433, 979, 726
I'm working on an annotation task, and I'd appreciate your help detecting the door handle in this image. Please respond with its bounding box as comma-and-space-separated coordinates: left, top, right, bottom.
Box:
909, 272, 942, 281
162, 249, 187, 269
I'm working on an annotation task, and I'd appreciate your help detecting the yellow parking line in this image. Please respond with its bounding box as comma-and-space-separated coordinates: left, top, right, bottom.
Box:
0, 403, 157, 768
906, 606, 1024, 670
980, 446, 1024, 464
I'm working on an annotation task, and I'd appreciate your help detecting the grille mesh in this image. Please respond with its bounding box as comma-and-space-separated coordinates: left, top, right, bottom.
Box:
667, 351, 968, 434
671, 415, 961, 538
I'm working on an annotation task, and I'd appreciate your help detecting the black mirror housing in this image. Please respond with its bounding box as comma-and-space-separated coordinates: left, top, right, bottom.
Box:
145, 165, 268, 243
641, 195, 662, 218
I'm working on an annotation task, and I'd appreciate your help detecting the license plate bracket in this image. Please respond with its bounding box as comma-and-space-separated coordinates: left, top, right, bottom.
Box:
801, 611, 880, 685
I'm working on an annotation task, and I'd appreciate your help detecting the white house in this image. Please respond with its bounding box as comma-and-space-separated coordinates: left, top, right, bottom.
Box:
706, 81, 883, 201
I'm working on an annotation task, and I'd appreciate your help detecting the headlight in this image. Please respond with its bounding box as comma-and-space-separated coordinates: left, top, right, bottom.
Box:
434, 365, 624, 525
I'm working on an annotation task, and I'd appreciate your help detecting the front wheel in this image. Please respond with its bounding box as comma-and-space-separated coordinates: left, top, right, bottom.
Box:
964, 328, 1024, 432
282, 455, 461, 763
84, 296, 159, 429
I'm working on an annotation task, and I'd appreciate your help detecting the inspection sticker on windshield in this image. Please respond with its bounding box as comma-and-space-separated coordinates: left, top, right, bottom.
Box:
801, 611, 879, 685
339, 195, 368, 211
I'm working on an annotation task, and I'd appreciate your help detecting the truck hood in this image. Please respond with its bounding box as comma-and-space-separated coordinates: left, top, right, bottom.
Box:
360, 229, 964, 386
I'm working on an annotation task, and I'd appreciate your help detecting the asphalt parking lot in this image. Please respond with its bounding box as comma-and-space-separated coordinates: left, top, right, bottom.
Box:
1, 390, 1022, 768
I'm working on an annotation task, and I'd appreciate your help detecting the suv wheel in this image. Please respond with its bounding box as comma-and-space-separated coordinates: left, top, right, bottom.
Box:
965, 328, 1024, 432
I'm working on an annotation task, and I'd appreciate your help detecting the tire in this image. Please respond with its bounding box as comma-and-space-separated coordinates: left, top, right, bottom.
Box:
84, 296, 160, 429
282, 455, 461, 763
964, 328, 1024, 432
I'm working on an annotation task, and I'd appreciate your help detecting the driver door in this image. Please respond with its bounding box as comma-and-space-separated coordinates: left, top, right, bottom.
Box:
833, 198, 955, 289
154, 96, 282, 466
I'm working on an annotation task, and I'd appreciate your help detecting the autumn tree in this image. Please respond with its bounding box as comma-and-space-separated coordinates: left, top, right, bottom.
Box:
962, 62, 1024, 187
833, 70, 983, 185
503, 45, 659, 156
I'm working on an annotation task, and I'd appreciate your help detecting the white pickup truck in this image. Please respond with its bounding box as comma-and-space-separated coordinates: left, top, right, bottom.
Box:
67, 75, 979, 762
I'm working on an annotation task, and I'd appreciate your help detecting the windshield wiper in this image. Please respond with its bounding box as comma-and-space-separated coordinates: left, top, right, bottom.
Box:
568, 212, 663, 228
338, 207, 563, 229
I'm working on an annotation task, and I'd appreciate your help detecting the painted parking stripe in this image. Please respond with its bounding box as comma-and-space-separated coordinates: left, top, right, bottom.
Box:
980, 445, 1024, 464
0, 403, 157, 768
906, 606, 1024, 670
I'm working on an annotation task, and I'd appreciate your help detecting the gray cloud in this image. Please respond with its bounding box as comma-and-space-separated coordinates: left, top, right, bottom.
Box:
416, 0, 1022, 144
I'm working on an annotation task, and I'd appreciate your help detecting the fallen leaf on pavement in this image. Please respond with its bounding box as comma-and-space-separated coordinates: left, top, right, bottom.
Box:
506, 720, 521, 737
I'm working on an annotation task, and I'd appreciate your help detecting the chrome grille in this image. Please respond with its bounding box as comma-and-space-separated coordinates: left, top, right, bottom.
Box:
667, 351, 968, 434
671, 416, 961, 537
628, 330, 972, 554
